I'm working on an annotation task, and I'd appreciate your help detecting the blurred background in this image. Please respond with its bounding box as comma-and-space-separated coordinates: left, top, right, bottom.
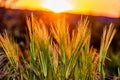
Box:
0, 0, 120, 78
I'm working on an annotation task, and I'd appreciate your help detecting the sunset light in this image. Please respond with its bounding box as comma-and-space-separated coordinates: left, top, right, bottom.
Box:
41, 0, 73, 13
3, 0, 120, 17
1, 0, 120, 79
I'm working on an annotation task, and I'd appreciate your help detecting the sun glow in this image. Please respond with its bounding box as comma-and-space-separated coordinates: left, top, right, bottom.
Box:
41, 0, 73, 13
8, 0, 120, 17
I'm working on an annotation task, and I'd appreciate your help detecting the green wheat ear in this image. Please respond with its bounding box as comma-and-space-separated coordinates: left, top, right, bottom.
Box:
99, 23, 116, 79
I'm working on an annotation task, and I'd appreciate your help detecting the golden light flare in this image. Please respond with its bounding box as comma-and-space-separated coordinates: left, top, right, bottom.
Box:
6, 0, 120, 17
41, 0, 74, 13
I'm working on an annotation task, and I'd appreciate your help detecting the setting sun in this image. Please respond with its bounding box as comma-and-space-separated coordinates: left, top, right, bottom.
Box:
9, 0, 120, 17
41, 0, 73, 13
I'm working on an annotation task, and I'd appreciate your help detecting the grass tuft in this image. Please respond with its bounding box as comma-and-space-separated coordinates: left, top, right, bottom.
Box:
99, 23, 116, 79
0, 14, 116, 80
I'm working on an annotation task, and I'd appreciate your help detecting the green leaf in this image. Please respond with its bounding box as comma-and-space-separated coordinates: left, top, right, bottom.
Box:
39, 51, 47, 77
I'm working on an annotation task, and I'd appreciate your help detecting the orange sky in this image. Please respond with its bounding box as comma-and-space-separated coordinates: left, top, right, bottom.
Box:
10, 0, 120, 17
